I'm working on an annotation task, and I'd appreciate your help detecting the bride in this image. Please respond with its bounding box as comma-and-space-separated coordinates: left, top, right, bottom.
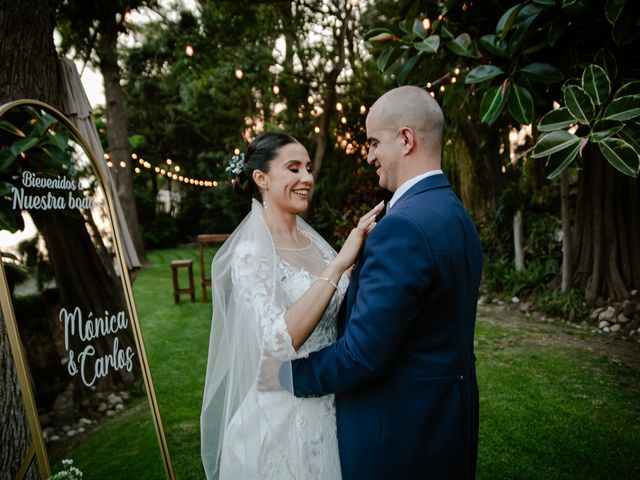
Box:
200, 132, 383, 479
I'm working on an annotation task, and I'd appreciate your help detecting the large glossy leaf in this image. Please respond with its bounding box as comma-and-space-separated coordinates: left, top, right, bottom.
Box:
612, 5, 640, 45
479, 34, 508, 59
603, 95, 640, 121
582, 64, 610, 105
605, 0, 625, 24
545, 138, 585, 180
397, 55, 421, 84
594, 48, 617, 80
414, 35, 440, 53
614, 80, 640, 99
0, 149, 18, 172
590, 120, 624, 142
562, 0, 590, 14
0, 182, 13, 196
412, 19, 428, 39
465, 65, 504, 84
548, 16, 567, 47
532, 130, 582, 158
508, 84, 534, 125
533, 0, 555, 4
618, 122, 640, 155
10, 135, 40, 157
507, 10, 541, 55
480, 84, 508, 125
564, 85, 595, 124
447, 33, 474, 58
440, 24, 454, 40
537, 107, 576, 132
0, 119, 24, 138
496, 4, 523, 38
377, 46, 395, 71
521, 63, 564, 83
598, 137, 639, 177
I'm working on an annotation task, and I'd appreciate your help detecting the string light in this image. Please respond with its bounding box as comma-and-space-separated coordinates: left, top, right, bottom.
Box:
235, 68, 243, 80
454, 67, 461, 75
119, 161, 126, 168
166, 158, 172, 165
272, 84, 280, 95
185, 44, 194, 57
451, 77, 457, 84
341, 116, 347, 124
360, 105, 366, 114
131, 153, 138, 160
422, 18, 431, 30
426, 82, 432, 89
122, 153, 222, 188
134, 167, 141, 173
336, 102, 343, 112
234, 148, 240, 155
430, 91, 435, 97
314, 126, 320, 133
107, 161, 113, 168
104, 153, 110, 160
440, 85, 445, 92
174, 165, 181, 172
307, 95, 314, 104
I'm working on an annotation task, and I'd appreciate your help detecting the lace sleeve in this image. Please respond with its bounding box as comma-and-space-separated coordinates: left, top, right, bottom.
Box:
231, 241, 296, 361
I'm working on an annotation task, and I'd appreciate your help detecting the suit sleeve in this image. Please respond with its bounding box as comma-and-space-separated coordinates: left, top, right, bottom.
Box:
291, 215, 435, 396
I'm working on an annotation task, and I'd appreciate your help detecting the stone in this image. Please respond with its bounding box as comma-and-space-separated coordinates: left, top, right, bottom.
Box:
62, 425, 71, 432
603, 326, 610, 333
96, 402, 108, 413
511, 296, 520, 304
42, 427, 55, 440
50, 435, 60, 442
617, 313, 630, 324
598, 321, 610, 329
105, 410, 116, 418
78, 417, 93, 426
107, 393, 123, 406
610, 324, 621, 332
591, 308, 604, 320
519, 302, 531, 312
66, 429, 77, 437
120, 391, 131, 402
598, 306, 616, 322
77, 427, 86, 434
478, 296, 487, 306
115, 403, 125, 412
631, 289, 638, 297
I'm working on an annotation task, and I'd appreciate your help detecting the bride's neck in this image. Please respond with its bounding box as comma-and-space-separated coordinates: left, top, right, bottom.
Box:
264, 205, 305, 245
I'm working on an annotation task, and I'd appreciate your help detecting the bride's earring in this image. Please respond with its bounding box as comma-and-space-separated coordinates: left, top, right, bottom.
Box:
261, 187, 269, 210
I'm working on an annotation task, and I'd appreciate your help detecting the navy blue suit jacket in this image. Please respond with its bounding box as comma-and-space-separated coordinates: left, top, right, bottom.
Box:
291, 174, 483, 479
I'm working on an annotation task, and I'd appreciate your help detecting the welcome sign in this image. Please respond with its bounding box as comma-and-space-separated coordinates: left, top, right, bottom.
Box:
0, 101, 173, 479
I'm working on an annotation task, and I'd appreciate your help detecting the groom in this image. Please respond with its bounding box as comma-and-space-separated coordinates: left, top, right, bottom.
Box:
290, 86, 483, 479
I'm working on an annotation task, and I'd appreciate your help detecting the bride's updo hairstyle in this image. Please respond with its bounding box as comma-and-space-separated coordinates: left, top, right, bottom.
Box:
232, 132, 301, 201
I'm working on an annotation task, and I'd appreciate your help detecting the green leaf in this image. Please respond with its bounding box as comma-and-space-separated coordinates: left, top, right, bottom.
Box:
465, 65, 505, 84
0, 202, 19, 233
562, 0, 590, 14
612, 3, 640, 45
598, 137, 639, 177
10, 135, 40, 157
479, 34, 508, 59
0, 119, 24, 138
532, 130, 582, 158
564, 85, 595, 124
0, 181, 14, 196
414, 35, 440, 53
548, 16, 567, 47
496, 4, 523, 38
50, 130, 70, 152
521, 63, 564, 83
605, 0, 625, 24
507, 84, 534, 125
545, 138, 584, 180
614, 80, 640, 99
440, 24, 454, 40
377, 47, 394, 71
603, 95, 640, 121
537, 107, 576, 132
533, 0, 555, 4
412, 19, 428, 39
398, 55, 421, 84
447, 33, 474, 58
594, 48, 617, 80
582, 64, 610, 105
480, 84, 508, 125
618, 122, 640, 155
0, 149, 18, 172
590, 120, 624, 142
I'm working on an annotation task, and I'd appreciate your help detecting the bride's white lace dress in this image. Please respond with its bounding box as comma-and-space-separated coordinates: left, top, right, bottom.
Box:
218, 240, 347, 480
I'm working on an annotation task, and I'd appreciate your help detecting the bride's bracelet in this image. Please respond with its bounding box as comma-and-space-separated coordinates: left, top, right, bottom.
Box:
317, 276, 338, 290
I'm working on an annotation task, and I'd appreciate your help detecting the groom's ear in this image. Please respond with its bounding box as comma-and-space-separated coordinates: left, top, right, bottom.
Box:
399, 126, 416, 155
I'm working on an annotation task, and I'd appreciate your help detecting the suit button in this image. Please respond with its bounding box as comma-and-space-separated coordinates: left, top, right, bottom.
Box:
457, 374, 464, 380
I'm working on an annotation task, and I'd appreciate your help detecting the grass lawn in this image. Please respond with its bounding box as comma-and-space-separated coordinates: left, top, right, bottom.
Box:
62, 247, 640, 478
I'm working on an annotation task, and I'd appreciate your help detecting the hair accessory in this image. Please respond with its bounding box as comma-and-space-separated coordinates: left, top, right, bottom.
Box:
226, 152, 245, 176
317, 277, 338, 290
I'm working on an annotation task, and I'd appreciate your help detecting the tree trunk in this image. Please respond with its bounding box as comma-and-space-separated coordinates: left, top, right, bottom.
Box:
513, 209, 525, 271
0, 0, 58, 477
572, 146, 640, 304
560, 170, 572, 292
96, 12, 148, 265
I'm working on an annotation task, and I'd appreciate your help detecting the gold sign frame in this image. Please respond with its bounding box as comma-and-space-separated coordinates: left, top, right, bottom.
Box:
0, 99, 174, 479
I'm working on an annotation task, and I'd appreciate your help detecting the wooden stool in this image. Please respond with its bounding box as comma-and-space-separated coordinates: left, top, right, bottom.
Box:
197, 233, 231, 301
170, 259, 195, 304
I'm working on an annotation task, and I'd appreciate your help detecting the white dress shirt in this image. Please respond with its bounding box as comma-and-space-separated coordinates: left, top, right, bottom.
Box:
387, 169, 443, 211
